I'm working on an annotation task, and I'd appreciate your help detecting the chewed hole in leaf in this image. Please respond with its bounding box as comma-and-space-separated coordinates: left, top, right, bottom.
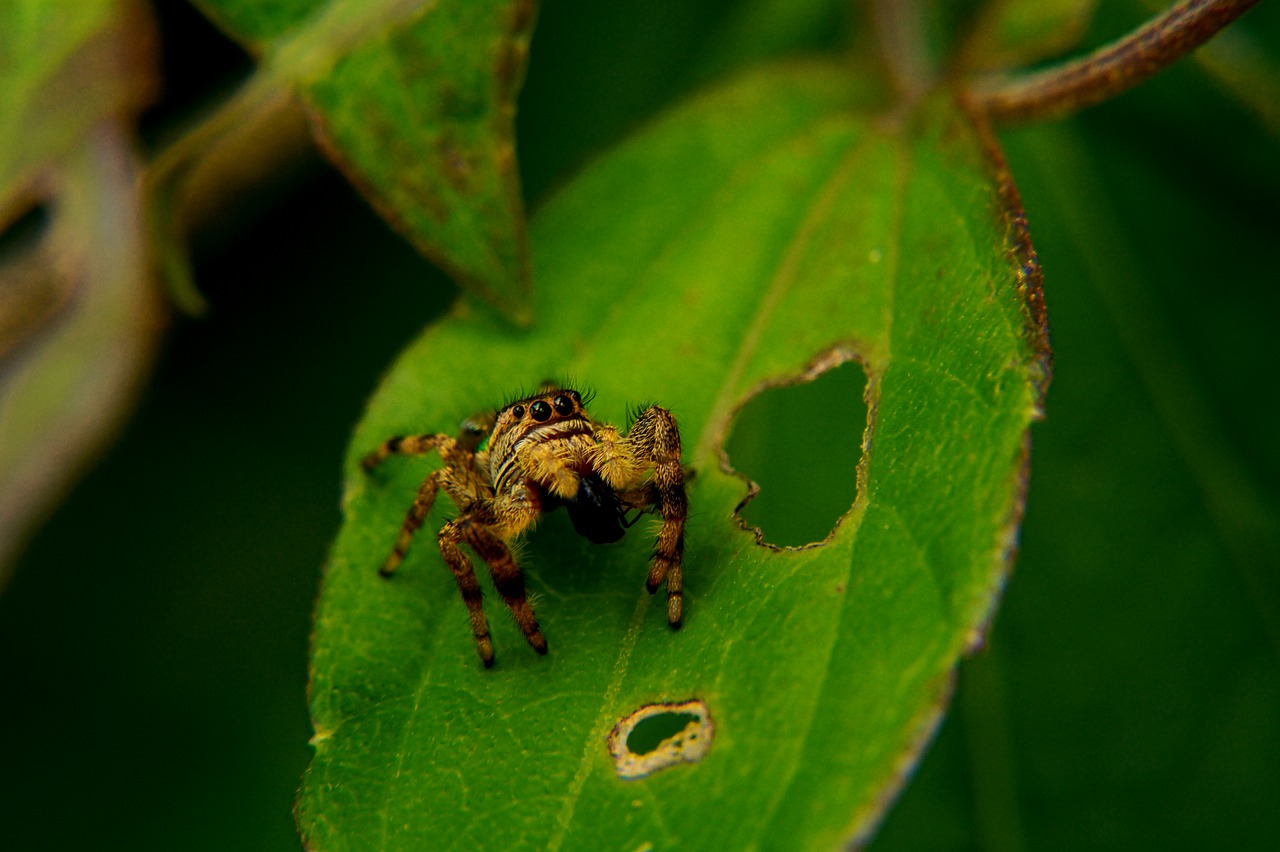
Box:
608, 699, 714, 780
625, 710, 701, 756
723, 352, 870, 547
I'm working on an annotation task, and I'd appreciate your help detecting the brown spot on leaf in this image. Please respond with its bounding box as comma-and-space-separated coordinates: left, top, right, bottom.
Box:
438, 132, 476, 193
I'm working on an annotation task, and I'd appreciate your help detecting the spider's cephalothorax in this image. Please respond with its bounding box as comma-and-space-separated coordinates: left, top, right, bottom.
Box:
361, 387, 687, 668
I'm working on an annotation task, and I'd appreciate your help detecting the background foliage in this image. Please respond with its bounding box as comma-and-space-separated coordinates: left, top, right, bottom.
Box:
1, 1, 1278, 850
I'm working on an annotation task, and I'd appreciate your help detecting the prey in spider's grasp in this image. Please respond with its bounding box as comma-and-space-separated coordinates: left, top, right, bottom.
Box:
361, 387, 687, 668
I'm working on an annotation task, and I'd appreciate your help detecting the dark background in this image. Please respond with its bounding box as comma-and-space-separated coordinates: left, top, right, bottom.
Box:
1, 1, 1277, 849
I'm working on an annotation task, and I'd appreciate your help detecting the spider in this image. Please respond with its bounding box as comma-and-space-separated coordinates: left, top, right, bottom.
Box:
361, 386, 687, 668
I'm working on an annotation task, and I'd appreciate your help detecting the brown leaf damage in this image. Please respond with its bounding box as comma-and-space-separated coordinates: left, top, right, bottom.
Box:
608, 699, 715, 781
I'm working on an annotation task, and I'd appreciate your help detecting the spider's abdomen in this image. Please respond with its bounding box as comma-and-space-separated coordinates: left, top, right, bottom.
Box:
564, 474, 626, 544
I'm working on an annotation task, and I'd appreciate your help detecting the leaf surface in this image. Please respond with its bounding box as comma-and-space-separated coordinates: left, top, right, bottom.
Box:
299, 61, 1047, 850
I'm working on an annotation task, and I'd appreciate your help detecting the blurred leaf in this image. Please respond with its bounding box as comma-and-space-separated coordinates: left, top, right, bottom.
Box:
0, 0, 159, 581
1194, 30, 1280, 136
177, 0, 537, 322
1063, 0, 1280, 197
298, 61, 1047, 850
190, 0, 330, 49
1176, 1, 1280, 137
0, 0, 154, 213
957, 0, 1099, 72
687, 0, 851, 83
516, 0, 851, 207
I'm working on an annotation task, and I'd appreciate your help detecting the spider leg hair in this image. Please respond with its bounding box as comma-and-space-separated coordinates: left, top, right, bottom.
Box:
464, 524, 547, 657
621, 405, 687, 629
437, 520, 496, 668
360, 433, 452, 472
379, 470, 442, 578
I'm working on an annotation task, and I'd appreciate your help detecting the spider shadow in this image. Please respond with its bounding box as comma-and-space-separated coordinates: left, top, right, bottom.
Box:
513, 507, 654, 619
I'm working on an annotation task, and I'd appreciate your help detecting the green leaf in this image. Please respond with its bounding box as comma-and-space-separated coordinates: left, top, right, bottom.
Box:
186, 0, 536, 322
874, 110, 1280, 852
299, 61, 1047, 849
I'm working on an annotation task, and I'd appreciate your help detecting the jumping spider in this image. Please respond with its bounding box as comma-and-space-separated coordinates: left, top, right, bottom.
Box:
361, 386, 687, 668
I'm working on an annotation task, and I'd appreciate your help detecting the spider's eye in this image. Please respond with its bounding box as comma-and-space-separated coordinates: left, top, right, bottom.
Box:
570, 390, 581, 402
512, 405, 525, 419
530, 400, 552, 421
553, 394, 574, 416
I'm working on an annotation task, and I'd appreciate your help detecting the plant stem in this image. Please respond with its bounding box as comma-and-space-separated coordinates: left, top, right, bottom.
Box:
969, 0, 1262, 124
870, 0, 931, 104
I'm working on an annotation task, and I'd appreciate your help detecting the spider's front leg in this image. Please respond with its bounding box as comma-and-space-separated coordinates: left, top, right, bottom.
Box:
603, 405, 688, 628
361, 433, 455, 577
360, 433, 451, 473
379, 472, 441, 578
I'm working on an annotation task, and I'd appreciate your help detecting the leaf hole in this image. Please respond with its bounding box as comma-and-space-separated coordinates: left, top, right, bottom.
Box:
625, 711, 701, 756
723, 351, 871, 547
608, 699, 714, 780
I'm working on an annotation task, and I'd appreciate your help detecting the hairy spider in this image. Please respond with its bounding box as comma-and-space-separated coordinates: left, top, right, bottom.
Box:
361, 386, 687, 668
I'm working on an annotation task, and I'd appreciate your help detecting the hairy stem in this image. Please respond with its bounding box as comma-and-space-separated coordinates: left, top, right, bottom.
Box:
968, 0, 1262, 124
